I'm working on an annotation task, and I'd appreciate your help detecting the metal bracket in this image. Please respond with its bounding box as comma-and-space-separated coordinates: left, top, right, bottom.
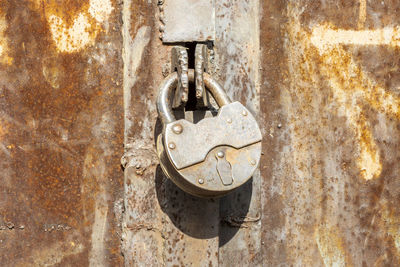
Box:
171, 46, 189, 108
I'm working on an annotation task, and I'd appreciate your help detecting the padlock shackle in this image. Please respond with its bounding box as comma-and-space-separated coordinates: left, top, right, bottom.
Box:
157, 69, 231, 124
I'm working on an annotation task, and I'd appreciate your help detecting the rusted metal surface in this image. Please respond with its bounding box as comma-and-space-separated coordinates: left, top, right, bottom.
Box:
2, 0, 400, 266
0, 0, 123, 266
261, 0, 400, 265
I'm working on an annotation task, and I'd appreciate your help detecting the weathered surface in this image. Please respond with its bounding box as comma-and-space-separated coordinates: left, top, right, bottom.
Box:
261, 0, 400, 265
2, 0, 400, 266
121, 0, 219, 266
0, 0, 123, 266
214, 0, 262, 266
159, 0, 215, 42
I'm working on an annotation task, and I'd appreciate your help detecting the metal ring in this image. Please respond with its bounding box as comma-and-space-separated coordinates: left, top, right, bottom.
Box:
157, 69, 231, 124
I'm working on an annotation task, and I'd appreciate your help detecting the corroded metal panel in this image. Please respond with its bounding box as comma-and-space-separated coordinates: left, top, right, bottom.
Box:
0, 0, 123, 266
2, 0, 399, 266
261, 0, 400, 265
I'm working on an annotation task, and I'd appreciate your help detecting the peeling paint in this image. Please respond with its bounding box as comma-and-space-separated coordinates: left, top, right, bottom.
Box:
89, 0, 114, 23
0, 13, 12, 65
48, 13, 95, 53
89, 204, 109, 267
357, 0, 367, 29
262, 1, 400, 265
47, 0, 113, 53
309, 24, 400, 179
0, 0, 123, 265
122, 25, 150, 144
311, 24, 400, 50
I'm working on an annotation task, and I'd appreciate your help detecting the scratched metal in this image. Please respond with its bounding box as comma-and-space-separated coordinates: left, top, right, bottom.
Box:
261, 0, 400, 265
121, 0, 219, 266
214, 0, 262, 266
0, 0, 123, 266
2, 0, 399, 266
159, 0, 215, 42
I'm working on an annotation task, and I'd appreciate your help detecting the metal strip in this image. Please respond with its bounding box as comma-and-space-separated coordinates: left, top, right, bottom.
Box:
159, 0, 215, 42
215, 0, 262, 265
122, 0, 219, 265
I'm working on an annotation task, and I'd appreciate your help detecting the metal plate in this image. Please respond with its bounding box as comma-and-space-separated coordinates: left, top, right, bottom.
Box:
164, 102, 262, 169
160, 0, 215, 42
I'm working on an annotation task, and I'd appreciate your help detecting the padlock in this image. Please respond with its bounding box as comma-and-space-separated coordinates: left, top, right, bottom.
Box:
156, 69, 262, 198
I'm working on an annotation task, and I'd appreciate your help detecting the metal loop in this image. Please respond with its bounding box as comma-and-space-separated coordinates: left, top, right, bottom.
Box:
157, 69, 231, 124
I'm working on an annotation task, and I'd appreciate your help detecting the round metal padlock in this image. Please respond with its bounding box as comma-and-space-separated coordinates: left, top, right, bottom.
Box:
156, 69, 262, 198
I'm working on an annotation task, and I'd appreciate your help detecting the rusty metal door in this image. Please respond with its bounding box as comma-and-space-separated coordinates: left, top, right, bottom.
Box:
1, 0, 400, 266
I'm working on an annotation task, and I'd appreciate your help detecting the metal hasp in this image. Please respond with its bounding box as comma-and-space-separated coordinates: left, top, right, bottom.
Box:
195, 44, 209, 106
158, 0, 215, 42
171, 46, 189, 107
170, 44, 209, 108
156, 69, 262, 198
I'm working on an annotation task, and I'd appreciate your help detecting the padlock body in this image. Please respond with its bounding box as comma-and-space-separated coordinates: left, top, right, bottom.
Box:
157, 102, 262, 198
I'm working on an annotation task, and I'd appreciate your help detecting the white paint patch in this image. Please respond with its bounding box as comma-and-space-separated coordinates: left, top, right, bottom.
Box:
122, 19, 151, 143
89, 203, 109, 267
319, 59, 383, 181
48, 13, 93, 53
309, 24, 400, 180
0, 13, 12, 65
311, 25, 400, 51
89, 0, 114, 23
48, 0, 113, 53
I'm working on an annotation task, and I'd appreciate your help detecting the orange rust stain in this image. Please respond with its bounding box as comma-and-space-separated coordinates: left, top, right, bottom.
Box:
284, 2, 400, 265
29, 0, 114, 53
309, 24, 400, 180
0, 0, 123, 265
225, 146, 241, 165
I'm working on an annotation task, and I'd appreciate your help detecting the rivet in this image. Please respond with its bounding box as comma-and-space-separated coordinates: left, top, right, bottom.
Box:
250, 159, 256, 165
217, 151, 224, 158
227, 118, 232, 124
172, 124, 183, 134
242, 110, 248, 116
198, 178, 204, 184
168, 142, 176, 150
